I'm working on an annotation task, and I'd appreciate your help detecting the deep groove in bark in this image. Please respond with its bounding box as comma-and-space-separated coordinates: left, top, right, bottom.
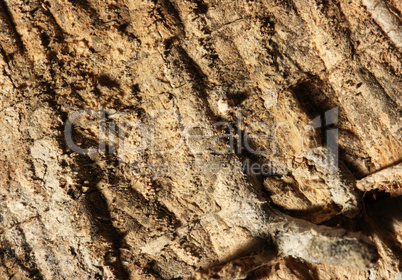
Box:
0, 0, 26, 54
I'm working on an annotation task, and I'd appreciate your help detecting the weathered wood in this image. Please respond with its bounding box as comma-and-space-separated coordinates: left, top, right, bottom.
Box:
0, 0, 401, 279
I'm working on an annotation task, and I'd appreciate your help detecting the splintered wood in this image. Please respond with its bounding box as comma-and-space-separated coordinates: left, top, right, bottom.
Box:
357, 162, 402, 197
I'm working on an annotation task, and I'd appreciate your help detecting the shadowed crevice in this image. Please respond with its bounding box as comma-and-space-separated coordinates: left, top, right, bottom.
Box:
0, 0, 26, 54
0, 226, 45, 280
41, 90, 130, 279
72, 154, 130, 280
153, 0, 185, 37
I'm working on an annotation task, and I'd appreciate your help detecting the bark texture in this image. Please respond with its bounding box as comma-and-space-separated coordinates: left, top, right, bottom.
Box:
0, 0, 401, 279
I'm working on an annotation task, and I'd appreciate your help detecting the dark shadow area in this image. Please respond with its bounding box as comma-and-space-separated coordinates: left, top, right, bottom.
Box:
199, 239, 276, 279
41, 92, 130, 279
321, 191, 402, 272
290, 76, 373, 179
0, 227, 45, 280
360, 192, 402, 270
0, 0, 26, 54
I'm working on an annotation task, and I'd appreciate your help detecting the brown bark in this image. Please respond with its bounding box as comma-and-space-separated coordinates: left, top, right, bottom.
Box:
0, 0, 401, 279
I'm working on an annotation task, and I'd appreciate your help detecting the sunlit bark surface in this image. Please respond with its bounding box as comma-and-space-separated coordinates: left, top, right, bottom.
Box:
0, 0, 401, 279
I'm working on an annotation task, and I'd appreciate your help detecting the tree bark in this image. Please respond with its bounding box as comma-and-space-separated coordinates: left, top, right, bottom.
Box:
0, 0, 401, 279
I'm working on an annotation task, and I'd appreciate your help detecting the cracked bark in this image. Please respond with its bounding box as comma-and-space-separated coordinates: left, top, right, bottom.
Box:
0, 0, 401, 279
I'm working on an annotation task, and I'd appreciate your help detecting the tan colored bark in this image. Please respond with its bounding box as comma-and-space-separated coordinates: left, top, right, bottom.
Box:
0, 0, 401, 279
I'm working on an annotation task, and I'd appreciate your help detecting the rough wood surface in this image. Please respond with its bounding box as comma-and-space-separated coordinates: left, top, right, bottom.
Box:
0, 0, 401, 279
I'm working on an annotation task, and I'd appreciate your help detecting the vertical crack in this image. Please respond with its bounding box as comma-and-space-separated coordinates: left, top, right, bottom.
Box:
0, 0, 26, 54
